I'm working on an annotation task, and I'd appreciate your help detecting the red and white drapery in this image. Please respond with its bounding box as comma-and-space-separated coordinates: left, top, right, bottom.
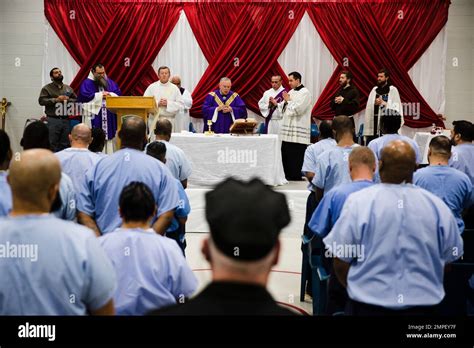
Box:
44, 0, 449, 128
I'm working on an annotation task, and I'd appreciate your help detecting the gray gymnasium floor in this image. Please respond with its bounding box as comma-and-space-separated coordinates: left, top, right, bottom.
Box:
184, 180, 313, 315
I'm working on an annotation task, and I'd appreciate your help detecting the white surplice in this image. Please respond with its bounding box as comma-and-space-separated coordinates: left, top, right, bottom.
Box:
364, 85, 404, 137
144, 81, 184, 139
174, 88, 193, 133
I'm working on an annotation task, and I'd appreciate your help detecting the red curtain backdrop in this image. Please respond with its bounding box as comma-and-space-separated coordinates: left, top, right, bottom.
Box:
308, 0, 449, 127
184, 1, 305, 117
45, 0, 181, 95
44, 0, 450, 127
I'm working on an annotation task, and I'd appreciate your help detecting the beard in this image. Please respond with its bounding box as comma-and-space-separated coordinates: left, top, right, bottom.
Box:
377, 80, 387, 87
95, 76, 108, 89
53, 75, 64, 83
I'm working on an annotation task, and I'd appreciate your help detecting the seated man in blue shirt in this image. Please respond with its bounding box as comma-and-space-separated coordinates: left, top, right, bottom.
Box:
146, 141, 190, 255
325, 140, 463, 315
99, 182, 197, 315
414, 135, 472, 233
77, 116, 179, 236
0, 129, 12, 217
55, 123, 101, 192
0, 149, 116, 315
309, 146, 376, 314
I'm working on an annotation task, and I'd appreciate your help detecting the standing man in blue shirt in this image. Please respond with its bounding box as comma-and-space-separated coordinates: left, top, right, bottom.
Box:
77, 116, 179, 236
325, 140, 463, 315
0, 149, 116, 315
309, 146, 376, 314
20, 121, 76, 221
367, 110, 421, 164
55, 123, 101, 192
414, 135, 472, 233
449, 120, 474, 229
313, 116, 360, 199
146, 141, 190, 254
154, 119, 192, 189
99, 182, 197, 315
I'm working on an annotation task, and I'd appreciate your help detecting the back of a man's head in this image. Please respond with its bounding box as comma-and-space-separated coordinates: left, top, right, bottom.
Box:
379, 140, 417, 184
429, 135, 451, 161
154, 119, 173, 140
204, 178, 290, 284
70, 123, 92, 146
453, 120, 473, 142
119, 181, 156, 223
319, 120, 333, 139
146, 141, 167, 163
8, 149, 61, 213
118, 116, 146, 150
380, 110, 402, 135
89, 127, 106, 153
349, 146, 376, 179
21, 121, 50, 150
332, 115, 353, 142
0, 129, 12, 169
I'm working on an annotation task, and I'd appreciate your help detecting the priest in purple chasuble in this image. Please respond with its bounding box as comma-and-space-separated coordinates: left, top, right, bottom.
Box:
78, 63, 121, 152
202, 77, 247, 133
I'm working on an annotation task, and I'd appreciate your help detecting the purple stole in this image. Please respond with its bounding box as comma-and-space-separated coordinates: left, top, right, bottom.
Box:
264, 89, 286, 134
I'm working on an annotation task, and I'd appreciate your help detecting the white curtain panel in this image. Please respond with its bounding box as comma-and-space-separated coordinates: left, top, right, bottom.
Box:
43, 9, 447, 138
42, 19, 80, 87
278, 11, 338, 113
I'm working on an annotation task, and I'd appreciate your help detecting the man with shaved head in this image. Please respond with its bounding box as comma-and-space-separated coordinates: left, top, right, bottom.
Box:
77, 115, 179, 236
55, 123, 101, 192
0, 149, 116, 315
308, 146, 376, 314
170, 75, 193, 132
324, 140, 463, 315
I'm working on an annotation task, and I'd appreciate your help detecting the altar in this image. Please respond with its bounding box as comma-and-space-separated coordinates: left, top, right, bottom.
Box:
169, 133, 288, 187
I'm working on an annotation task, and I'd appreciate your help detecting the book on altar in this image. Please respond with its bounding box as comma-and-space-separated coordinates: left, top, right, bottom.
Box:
230, 118, 258, 135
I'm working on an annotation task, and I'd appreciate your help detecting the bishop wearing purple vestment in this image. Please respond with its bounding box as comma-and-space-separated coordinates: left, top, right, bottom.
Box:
202, 77, 247, 133
78, 63, 121, 143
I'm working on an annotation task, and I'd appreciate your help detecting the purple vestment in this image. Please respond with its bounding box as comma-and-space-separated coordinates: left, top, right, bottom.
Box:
78, 78, 121, 139
202, 90, 247, 134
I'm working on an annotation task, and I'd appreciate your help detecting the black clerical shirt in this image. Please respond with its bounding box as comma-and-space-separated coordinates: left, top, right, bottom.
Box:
330, 84, 360, 116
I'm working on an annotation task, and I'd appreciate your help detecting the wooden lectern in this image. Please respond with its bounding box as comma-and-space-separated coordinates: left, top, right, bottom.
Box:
106, 96, 156, 148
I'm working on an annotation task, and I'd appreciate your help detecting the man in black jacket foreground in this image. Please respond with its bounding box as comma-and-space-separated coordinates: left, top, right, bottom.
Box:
149, 178, 298, 316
